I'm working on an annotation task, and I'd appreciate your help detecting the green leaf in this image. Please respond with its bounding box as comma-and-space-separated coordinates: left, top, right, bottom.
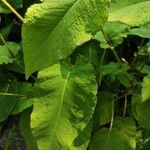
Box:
132, 92, 150, 130
20, 108, 38, 150
0, 24, 13, 44
140, 65, 150, 74
131, 93, 141, 120
142, 75, 150, 101
94, 21, 130, 47
90, 117, 137, 150
136, 100, 150, 130
0, 0, 23, 14
109, 1, 150, 26
109, 0, 149, 12
129, 25, 150, 39
93, 91, 113, 130
29, 57, 97, 149
73, 41, 102, 69
0, 82, 17, 123
22, 0, 110, 78
0, 42, 20, 65
101, 62, 129, 75
12, 83, 34, 114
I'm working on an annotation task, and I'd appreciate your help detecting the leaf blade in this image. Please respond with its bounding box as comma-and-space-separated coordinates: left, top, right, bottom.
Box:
22, 0, 110, 77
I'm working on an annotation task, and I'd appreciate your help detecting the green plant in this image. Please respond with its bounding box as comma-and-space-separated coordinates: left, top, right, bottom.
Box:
0, 0, 150, 149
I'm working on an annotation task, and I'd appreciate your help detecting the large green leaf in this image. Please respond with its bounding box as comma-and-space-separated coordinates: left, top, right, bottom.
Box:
109, 1, 150, 26
29, 57, 97, 149
109, 0, 149, 12
90, 117, 137, 150
22, 0, 110, 78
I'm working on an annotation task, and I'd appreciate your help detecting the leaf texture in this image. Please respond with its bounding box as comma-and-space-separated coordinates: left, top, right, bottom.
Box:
29, 57, 97, 149
22, 0, 110, 77
90, 118, 137, 150
109, 1, 150, 26
142, 75, 150, 101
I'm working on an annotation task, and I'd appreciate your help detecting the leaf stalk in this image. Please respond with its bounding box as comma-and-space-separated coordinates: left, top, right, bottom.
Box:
1, 0, 24, 22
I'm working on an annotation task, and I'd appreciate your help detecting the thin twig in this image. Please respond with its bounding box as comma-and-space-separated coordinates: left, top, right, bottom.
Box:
101, 29, 122, 64
1, 0, 24, 22
123, 94, 127, 118
0, 33, 15, 58
0, 92, 26, 97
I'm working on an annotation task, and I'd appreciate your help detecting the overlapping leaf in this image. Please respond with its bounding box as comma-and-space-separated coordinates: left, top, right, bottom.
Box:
26, 57, 97, 149
22, 0, 110, 77
93, 91, 113, 131
109, 1, 150, 26
142, 75, 150, 102
90, 118, 137, 150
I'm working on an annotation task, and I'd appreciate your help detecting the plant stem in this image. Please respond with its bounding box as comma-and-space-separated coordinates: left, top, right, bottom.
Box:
1, 0, 24, 22
0, 92, 26, 97
111, 47, 122, 64
123, 94, 127, 118
0, 33, 15, 58
101, 29, 122, 64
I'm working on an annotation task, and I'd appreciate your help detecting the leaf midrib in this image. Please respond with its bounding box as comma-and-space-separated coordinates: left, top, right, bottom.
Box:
50, 71, 71, 149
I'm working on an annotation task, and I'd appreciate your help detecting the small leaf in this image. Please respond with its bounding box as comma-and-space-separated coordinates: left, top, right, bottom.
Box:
142, 75, 150, 101
0, 42, 20, 65
12, 83, 34, 114
73, 40, 102, 69
90, 117, 137, 150
140, 65, 150, 74
0, 82, 17, 123
129, 25, 150, 39
136, 100, 150, 130
94, 21, 130, 47
101, 62, 129, 75
93, 91, 113, 130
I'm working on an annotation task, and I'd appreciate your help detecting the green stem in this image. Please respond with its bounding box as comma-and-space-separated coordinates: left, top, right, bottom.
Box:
99, 49, 107, 85
111, 47, 122, 64
0, 34, 36, 81
0, 92, 26, 97
1, 0, 24, 22
0, 33, 15, 58
101, 29, 122, 64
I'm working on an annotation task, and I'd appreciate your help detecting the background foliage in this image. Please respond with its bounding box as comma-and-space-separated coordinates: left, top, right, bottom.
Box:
0, 0, 150, 149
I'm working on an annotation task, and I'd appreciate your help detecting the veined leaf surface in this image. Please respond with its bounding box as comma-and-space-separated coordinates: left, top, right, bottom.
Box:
90, 118, 137, 150
30, 57, 97, 149
109, 1, 150, 26
22, 0, 110, 78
